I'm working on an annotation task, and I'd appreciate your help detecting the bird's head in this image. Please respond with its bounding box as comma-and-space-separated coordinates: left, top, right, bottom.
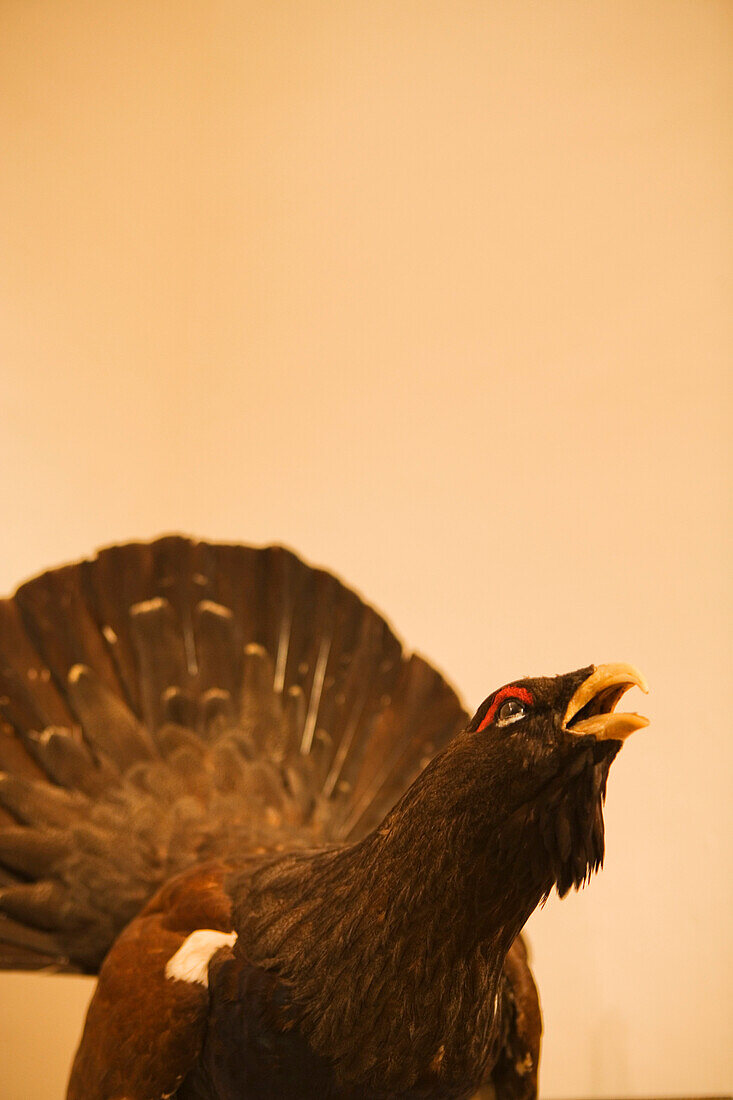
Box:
388, 663, 649, 916
462, 662, 649, 899
469, 662, 649, 746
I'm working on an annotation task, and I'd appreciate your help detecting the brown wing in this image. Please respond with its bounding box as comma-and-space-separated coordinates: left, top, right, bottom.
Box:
67, 861, 234, 1100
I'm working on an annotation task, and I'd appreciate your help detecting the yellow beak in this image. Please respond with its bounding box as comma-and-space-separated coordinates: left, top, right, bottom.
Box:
563, 663, 649, 742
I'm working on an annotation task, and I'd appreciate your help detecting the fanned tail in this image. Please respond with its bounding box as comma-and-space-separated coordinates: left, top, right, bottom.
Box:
0, 537, 467, 973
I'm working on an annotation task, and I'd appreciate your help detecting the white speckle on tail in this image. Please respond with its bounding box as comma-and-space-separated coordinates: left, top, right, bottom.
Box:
165, 929, 237, 988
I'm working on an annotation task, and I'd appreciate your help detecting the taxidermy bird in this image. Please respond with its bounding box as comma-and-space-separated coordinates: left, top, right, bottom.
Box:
0, 537, 649, 1100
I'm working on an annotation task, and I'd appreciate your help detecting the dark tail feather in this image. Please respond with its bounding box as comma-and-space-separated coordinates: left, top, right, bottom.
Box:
0, 537, 467, 972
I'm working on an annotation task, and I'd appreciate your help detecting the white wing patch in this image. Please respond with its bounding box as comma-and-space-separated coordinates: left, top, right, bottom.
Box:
165, 929, 237, 988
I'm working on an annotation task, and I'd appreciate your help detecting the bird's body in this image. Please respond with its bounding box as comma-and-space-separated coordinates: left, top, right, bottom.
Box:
0, 538, 647, 1099
69, 854, 534, 1100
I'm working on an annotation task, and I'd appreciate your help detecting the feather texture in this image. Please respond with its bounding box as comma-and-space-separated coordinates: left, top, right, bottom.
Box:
0, 537, 467, 972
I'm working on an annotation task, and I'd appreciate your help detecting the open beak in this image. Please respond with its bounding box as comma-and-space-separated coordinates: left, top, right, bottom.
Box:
563, 663, 649, 742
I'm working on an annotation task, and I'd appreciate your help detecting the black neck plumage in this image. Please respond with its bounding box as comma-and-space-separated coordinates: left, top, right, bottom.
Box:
230, 744, 554, 1095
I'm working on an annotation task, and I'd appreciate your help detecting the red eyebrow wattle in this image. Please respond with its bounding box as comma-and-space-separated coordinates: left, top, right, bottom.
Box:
477, 686, 534, 731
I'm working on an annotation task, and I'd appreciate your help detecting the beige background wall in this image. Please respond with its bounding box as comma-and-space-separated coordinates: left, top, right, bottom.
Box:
0, 2, 731, 1096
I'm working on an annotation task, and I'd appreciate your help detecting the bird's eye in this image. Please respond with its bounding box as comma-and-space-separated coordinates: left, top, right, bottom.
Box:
496, 698, 526, 726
